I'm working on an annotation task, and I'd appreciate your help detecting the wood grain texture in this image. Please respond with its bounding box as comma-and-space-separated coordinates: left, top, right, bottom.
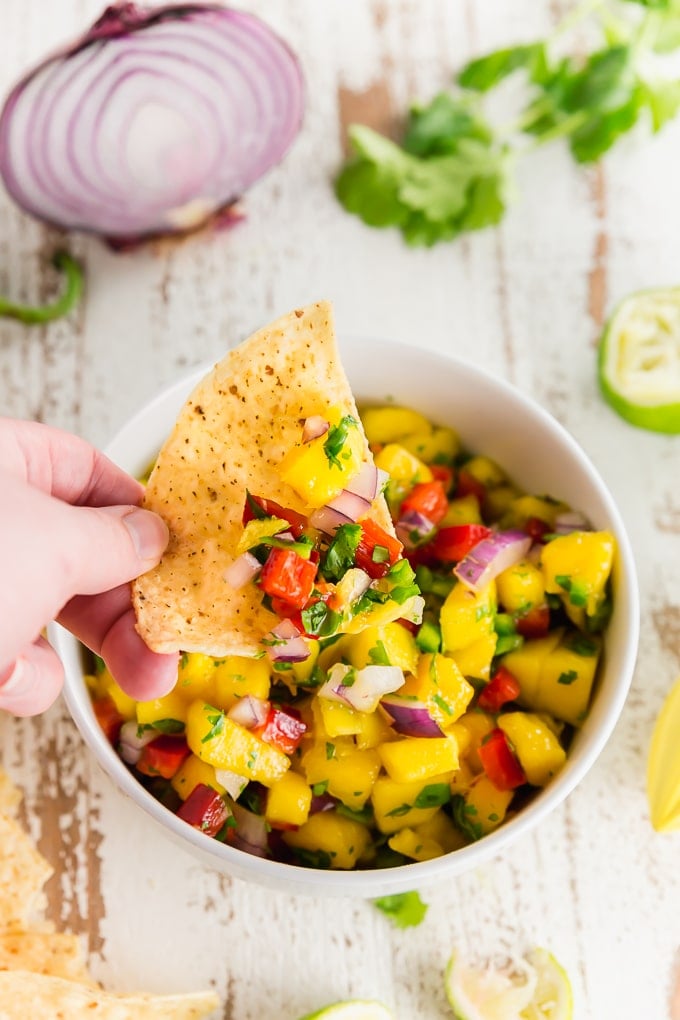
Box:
1, 1, 680, 1017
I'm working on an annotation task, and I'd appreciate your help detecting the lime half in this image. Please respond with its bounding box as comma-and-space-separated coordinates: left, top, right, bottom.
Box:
297, 1002, 395, 1020
647, 678, 680, 832
598, 286, 680, 433
445, 948, 572, 1020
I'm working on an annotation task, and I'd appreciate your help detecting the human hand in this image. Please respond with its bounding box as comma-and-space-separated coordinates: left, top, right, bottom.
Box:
0, 418, 178, 716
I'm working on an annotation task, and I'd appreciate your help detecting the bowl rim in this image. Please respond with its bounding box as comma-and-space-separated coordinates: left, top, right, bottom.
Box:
54, 336, 640, 896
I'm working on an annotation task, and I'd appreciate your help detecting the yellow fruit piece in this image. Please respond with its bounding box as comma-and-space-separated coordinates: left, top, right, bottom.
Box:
440, 580, 496, 653
647, 678, 680, 831
441, 495, 482, 526
541, 531, 615, 618
457, 711, 496, 773
361, 406, 431, 445
372, 774, 453, 834
374, 444, 433, 485
100, 672, 137, 721
498, 712, 566, 786
318, 699, 363, 737
400, 653, 474, 727
414, 809, 468, 853
318, 635, 351, 672
186, 701, 289, 787
84, 671, 108, 701
171, 754, 225, 801
344, 591, 421, 636
280, 406, 364, 507
506, 494, 566, 528
450, 760, 476, 794
136, 690, 188, 727
450, 631, 497, 682
507, 630, 601, 726
176, 652, 218, 703
290, 640, 320, 686
400, 426, 459, 465
463, 455, 506, 489
484, 485, 521, 522
462, 776, 514, 836
265, 771, 312, 828
377, 734, 458, 783
301, 741, 381, 808
283, 811, 371, 869
388, 827, 443, 862
501, 630, 564, 705
496, 558, 545, 615
447, 722, 472, 758
236, 517, 289, 555
356, 708, 395, 750
346, 622, 419, 675
212, 656, 271, 710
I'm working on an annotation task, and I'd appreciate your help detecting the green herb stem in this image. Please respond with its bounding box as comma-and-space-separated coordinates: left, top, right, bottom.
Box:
0, 251, 83, 325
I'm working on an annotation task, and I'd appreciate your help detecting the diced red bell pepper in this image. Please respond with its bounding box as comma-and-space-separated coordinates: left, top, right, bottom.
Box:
524, 516, 551, 544
396, 618, 419, 635
478, 729, 527, 791
92, 696, 124, 746
400, 480, 449, 526
515, 603, 551, 639
477, 665, 521, 713
137, 735, 190, 779
177, 783, 228, 837
259, 548, 318, 610
429, 464, 455, 494
430, 523, 492, 563
242, 494, 308, 538
354, 518, 403, 579
256, 706, 307, 755
455, 468, 486, 502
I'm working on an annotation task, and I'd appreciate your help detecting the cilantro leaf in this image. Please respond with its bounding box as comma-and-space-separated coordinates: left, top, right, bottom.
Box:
368, 640, 391, 666
323, 415, 359, 469
458, 43, 546, 92
373, 891, 428, 928
403, 92, 492, 155
300, 601, 342, 637
320, 523, 362, 582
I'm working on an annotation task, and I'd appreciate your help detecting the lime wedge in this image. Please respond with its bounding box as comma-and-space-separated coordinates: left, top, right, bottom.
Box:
297, 1002, 395, 1020
444, 948, 572, 1020
647, 678, 680, 831
598, 287, 680, 433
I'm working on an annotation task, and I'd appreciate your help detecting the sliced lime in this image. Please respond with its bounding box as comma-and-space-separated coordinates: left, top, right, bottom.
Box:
522, 948, 573, 1020
647, 678, 680, 832
598, 286, 680, 433
444, 951, 537, 1020
297, 1002, 395, 1020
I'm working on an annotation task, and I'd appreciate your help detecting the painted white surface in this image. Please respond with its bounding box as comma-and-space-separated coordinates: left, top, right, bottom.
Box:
0, 2, 678, 1018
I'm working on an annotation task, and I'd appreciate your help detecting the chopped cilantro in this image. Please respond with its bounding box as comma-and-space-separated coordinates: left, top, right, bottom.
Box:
312, 781, 329, 796
180, 652, 189, 670
323, 415, 359, 469
321, 523, 362, 582
151, 718, 185, 735
201, 709, 225, 744
558, 669, 578, 685
368, 640, 392, 666
567, 634, 598, 656
302, 664, 329, 689
301, 601, 342, 637
385, 802, 412, 817
432, 693, 453, 716
291, 848, 333, 869
94, 654, 106, 674
451, 793, 483, 841
341, 667, 357, 688
373, 891, 428, 928
325, 742, 336, 760
273, 661, 293, 672
414, 783, 450, 808
337, 804, 374, 824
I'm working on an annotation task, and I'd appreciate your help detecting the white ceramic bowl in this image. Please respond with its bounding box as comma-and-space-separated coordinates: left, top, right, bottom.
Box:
52, 337, 639, 896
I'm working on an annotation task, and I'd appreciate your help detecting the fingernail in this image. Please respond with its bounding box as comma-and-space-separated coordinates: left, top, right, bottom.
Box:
123, 508, 169, 562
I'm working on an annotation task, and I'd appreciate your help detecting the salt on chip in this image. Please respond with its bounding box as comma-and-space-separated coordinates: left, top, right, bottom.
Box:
133, 300, 393, 655
0, 931, 94, 985
0, 814, 53, 931
0, 971, 219, 1018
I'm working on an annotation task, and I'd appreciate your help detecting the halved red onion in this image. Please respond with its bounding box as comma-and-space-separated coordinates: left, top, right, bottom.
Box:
554, 510, 591, 534
227, 695, 270, 730
0, 4, 304, 243
265, 619, 310, 663
302, 416, 330, 443
396, 510, 435, 549
454, 529, 532, 592
345, 462, 379, 501
230, 802, 269, 857
223, 551, 261, 589
308, 504, 354, 534
319, 662, 404, 713
214, 768, 248, 800
380, 695, 444, 737
118, 719, 157, 764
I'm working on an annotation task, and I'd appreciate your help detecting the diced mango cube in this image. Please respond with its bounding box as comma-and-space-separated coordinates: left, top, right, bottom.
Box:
414, 809, 467, 853
176, 652, 217, 703
100, 672, 137, 721
388, 827, 443, 862
354, 708, 394, 750
374, 444, 433, 486
458, 775, 514, 837
541, 531, 615, 619
496, 558, 545, 615
186, 701, 289, 787
290, 640, 320, 686
400, 653, 474, 727
346, 622, 419, 675
450, 631, 497, 681
456, 710, 496, 773
361, 406, 431, 445
136, 690, 188, 728
212, 656, 270, 710
441, 494, 482, 526
501, 629, 564, 704
463, 456, 506, 490
283, 811, 371, 869
301, 741, 381, 808
377, 734, 458, 783
506, 494, 566, 528
441, 581, 496, 652
534, 631, 601, 726
265, 771, 312, 828
372, 774, 453, 834
400, 426, 459, 465
281, 406, 365, 507
498, 713, 566, 786
171, 754, 225, 801
318, 699, 363, 737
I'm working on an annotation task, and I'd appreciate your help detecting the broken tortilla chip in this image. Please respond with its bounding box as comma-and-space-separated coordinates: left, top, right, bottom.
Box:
0, 930, 94, 985
0, 971, 219, 1019
0, 814, 53, 931
133, 301, 393, 656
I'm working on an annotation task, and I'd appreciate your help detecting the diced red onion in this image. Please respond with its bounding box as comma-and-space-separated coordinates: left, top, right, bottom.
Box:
0, 4, 304, 243
308, 504, 354, 534
309, 791, 337, 815
302, 416, 330, 443
345, 462, 379, 501
223, 551, 261, 589
396, 510, 435, 549
227, 695, 270, 730
118, 719, 157, 764
319, 663, 404, 713
554, 510, 591, 534
399, 595, 425, 625
230, 802, 269, 857
333, 568, 372, 610
214, 768, 249, 800
327, 488, 371, 523
454, 529, 532, 592
265, 619, 310, 663
380, 695, 444, 737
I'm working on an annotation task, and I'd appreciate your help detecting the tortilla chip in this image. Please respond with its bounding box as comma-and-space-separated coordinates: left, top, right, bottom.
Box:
0, 773, 22, 818
134, 301, 393, 655
0, 931, 94, 985
0, 814, 53, 931
0, 971, 219, 1018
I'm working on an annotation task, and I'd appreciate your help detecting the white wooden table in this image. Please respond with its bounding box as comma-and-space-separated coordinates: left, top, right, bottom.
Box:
1, 2, 679, 1017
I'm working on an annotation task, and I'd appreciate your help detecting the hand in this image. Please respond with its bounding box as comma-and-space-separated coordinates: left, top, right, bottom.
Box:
0, 419, 178, 716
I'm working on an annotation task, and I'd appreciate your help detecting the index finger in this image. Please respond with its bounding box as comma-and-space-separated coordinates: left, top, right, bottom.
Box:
0, 418, 143, 507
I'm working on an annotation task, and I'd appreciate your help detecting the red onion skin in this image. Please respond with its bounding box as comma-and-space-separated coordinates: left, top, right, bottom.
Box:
0, 3, 304, 246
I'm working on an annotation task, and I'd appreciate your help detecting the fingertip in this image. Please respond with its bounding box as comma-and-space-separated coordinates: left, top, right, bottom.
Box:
0, 637, 64, 717
101, 608, 178, 701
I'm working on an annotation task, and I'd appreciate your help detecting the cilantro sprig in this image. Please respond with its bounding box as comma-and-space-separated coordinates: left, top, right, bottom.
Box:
336, 0, 680, 246
373, 891, 428, 928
